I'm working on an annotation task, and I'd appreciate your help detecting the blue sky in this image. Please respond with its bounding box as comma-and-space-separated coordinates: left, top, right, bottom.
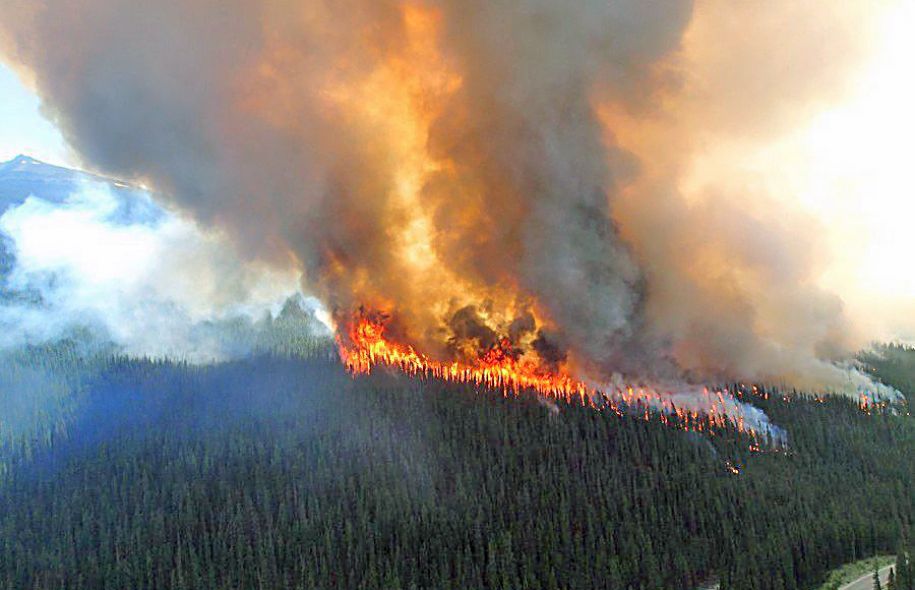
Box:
0, 62, 73, 166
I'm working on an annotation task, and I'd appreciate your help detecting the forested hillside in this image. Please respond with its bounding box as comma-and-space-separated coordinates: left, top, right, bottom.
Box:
0, 344, 913, 589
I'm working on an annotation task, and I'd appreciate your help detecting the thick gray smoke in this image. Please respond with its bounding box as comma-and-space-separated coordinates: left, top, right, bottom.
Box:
414, 1, 695, 376
0, 0, 894, 396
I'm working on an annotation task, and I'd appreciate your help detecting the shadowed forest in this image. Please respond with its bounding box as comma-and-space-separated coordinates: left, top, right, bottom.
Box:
0, 339, 914, 589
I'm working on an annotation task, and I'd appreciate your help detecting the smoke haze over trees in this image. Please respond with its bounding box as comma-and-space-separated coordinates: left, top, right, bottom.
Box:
1, 344, 914, 589
0, 0, 899, 394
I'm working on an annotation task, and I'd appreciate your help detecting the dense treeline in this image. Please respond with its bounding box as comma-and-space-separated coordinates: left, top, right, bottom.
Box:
861, 344, 915, 401
0, 346, 914, 589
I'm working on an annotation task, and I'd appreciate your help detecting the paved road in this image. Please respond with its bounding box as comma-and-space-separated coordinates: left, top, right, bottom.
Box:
695, 562, 893, 590
840, 564, 894, 590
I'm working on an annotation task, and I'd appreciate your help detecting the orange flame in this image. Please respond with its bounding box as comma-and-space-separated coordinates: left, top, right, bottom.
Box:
337, 313, 774, 442
339, 313, 590, 402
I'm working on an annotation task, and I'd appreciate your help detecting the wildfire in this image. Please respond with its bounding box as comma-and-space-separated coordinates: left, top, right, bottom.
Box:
337, 312, 777, 443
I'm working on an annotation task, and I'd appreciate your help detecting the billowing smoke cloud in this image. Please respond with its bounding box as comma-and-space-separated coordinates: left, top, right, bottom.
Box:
599, 0, 892, 392
0, 0, 896, 395
0, 159, 319, 359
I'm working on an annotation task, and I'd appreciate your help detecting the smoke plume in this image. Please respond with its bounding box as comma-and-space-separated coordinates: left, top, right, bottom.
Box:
0, 162, 314, 359
0, 0, 895, 395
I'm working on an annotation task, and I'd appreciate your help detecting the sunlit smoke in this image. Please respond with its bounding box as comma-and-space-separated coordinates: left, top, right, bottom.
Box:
0, 0, 907, 406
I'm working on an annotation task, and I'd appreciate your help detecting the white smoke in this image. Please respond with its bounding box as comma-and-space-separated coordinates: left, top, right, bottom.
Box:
0, 177, 314, 360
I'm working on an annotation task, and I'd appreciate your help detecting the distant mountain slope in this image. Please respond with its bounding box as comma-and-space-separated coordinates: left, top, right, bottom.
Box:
0, 154, 162, 222
0, 154, 97, 209
0, 155, 163, 299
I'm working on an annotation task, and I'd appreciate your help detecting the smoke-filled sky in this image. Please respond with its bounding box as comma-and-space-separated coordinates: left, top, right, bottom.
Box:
0, 0, 913, 395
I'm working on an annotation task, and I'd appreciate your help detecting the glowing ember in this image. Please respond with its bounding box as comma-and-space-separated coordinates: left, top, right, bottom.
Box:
337, 313, 780, 443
